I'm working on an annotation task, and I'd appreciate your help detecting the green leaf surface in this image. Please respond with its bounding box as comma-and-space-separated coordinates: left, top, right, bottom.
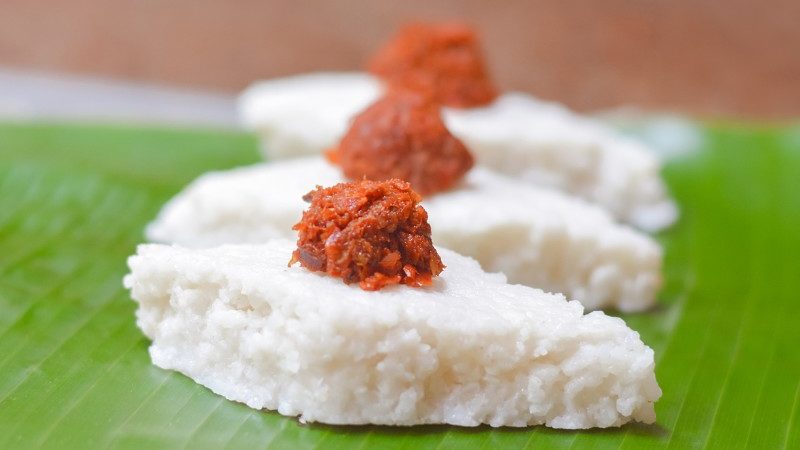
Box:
0, 121, 798, 449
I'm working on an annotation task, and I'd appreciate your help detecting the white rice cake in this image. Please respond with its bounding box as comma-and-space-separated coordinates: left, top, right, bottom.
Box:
146, 158, 662, 312
124, 239, 661, 428
239, 72, 677, 231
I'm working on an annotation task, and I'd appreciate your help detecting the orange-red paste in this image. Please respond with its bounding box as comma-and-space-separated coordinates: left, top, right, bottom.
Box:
290, 178, 444, 291
328, 89, 474, 196
368, 22, 498, 108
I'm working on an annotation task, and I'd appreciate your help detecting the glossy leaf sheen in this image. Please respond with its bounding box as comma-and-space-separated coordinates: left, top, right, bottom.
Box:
0, 122, 798, 450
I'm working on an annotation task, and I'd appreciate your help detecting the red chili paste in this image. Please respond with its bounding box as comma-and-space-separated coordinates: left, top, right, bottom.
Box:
290, 178, 444, 290
368, 22, 498, 108
329, 89, 474, 196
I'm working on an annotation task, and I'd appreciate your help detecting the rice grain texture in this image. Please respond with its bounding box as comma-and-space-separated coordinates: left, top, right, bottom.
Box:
124, 239, 661, 428
147, 158, 663, 312
238, 72, 677, 231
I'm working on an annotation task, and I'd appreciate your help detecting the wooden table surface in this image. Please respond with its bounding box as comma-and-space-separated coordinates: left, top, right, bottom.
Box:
1, 0, 798, 119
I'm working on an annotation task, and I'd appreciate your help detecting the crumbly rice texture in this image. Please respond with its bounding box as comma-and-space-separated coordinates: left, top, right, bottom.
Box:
238, 72, 677, 231
124, 239, 661, 428
147, 158, 663, 312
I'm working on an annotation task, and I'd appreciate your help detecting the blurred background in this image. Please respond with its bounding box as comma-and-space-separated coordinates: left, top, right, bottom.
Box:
1, 0, 798, 120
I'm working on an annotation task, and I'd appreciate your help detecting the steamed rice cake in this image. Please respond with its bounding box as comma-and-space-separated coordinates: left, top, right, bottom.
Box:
146, 158, 663, 312
239, 72, 677, 231
124, 239, 661, 428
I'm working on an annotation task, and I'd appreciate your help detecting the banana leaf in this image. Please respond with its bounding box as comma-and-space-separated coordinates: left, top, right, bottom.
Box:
0, 121, 798, 449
